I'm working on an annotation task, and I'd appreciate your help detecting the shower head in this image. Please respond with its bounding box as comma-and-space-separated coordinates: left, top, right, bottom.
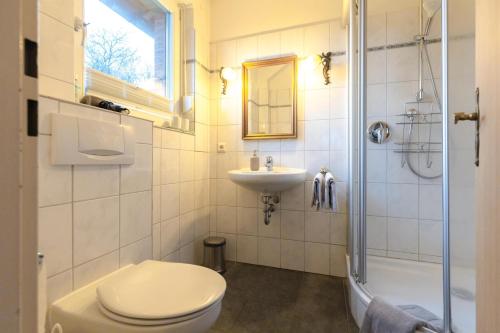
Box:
423, 0, 441, 19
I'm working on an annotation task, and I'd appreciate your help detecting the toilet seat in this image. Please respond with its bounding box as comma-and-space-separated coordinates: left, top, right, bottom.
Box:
97, 299, 222, 326
96, 260, 226, 326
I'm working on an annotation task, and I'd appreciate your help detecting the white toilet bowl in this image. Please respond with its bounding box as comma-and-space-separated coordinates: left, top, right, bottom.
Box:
49, 260, 226, 333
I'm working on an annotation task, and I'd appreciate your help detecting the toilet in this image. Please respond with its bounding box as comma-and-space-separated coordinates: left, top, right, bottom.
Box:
49, 260, 226, 333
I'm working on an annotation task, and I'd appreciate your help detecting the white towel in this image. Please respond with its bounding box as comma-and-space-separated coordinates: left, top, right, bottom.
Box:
311, 172, 325, 210
325, 172, 337, 212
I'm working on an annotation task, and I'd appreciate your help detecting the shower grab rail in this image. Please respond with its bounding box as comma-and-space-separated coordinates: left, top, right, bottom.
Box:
393, 150, 442, 153
396, 112, 442, 117
393, 142, 442, 145
395, 121, 442, 125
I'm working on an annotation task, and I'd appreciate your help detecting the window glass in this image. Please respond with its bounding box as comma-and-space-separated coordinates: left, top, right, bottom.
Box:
84, 0, 171, 97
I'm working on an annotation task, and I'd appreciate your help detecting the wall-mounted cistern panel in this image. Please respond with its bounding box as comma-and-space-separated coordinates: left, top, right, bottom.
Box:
51, 113, 135, 165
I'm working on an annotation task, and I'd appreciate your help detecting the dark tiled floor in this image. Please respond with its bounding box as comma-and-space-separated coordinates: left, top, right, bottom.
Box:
210, 262, 359, 333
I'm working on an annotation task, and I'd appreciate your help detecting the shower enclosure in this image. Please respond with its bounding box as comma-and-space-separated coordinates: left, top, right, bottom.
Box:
347, 0, 477, 332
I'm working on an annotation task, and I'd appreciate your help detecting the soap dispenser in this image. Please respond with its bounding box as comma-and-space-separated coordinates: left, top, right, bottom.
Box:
250, 150, 259, 171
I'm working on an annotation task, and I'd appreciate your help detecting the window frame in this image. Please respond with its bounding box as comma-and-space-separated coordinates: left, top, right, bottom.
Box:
81, 0, 175, 111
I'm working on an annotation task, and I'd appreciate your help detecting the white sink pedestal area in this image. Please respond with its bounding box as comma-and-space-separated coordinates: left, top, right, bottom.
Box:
227, 167, 306, 225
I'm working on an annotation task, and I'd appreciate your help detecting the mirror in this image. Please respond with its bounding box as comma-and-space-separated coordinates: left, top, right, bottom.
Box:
242, 55, 297, 140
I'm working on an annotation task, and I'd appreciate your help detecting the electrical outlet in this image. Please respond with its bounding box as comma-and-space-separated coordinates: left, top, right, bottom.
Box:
217, 142, 226, 153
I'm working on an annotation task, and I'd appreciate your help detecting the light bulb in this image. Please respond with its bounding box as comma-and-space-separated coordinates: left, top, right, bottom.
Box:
221, 67, 236, 81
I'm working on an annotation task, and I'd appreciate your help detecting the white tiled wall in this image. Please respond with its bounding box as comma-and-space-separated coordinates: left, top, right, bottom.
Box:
39, 0, 75, 101
151, 128, 211, 264
364, 6, 446, 263
209, 20, 349, 277
38, 98, 153, 304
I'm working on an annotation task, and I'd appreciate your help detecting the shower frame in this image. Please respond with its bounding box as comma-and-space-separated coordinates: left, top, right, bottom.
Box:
348, 0, 452, 332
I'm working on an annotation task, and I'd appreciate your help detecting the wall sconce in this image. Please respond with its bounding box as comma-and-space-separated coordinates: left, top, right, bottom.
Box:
319, 52, 333, 85
220, 67, 236, 95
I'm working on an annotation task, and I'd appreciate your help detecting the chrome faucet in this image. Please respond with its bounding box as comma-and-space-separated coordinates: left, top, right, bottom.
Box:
265, 156, 273, 171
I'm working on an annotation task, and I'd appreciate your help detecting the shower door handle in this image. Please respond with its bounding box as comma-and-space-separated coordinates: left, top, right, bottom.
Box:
453, 112, 478, 123
453, 88, 480, 166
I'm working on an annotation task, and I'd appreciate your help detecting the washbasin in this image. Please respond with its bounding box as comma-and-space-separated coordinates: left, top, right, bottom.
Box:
228, 167, 306, 193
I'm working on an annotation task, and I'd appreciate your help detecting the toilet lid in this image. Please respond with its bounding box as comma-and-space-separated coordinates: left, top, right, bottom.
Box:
96, 260, 226, 320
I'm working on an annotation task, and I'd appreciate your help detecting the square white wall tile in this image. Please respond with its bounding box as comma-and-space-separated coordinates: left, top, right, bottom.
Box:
38, 135, 72, 207
387, 47, 418, 83
160, 217, 180, 257
236, 235, 258, 264
281, 240, 305, 271
305, 212, 330, 243
367, 182, 387, 217
216, 179, 237, 206
120, 191, 152, 246
237, 186, 258, 208
39, 14, 74, 84
179, 150, 195, 182
194, 207, 210, 238
330, 213, 347, 245
121, 144, 152, 194
330, 245, 347, 277
161, 149, 180, 184
180, 212, 195, 246
40, 0, 74, 26
46, 269, 73, 304
387, 183, 418, 219
153, 128, 162, 147
388, 217, 418, 254
367, 50, 386, 84
73, 165, 119, 201
194, 180, 210, 209
281, 210, 305, 241
367, 13, 387, 48
180, 182, 195, 214
73, 197, 119, 265
216, 206, 237, 234
38, 204, 72, 276
153, 224, 161, 260
419, 220, 442, 256
305, 242, 330, 275
258, 31, 281, 58
258, 237, 281, 268
305, 88, 330, 120
119, 237, 152, 267
237, 207, 258, 236
121, 116, 152, 144
73, 251, 119, 289
419, 185, 443, 220
153, 148, 161, 186
281, 183, 305, 211
161, 130, 180, 149
305, 120, 330, 151
217, 233, 237, 261
152, 186, 161, 223
367, 216, 388, 250
161, 184, 180, 221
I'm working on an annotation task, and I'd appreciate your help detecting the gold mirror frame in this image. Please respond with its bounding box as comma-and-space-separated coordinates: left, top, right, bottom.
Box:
242, 55, 298, 140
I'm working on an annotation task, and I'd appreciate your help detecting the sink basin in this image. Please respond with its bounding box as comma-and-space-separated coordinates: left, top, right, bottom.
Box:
228, 167, 307, 193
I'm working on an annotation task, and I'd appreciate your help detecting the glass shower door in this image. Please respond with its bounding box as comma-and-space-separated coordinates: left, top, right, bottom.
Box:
447, 0, 476, 331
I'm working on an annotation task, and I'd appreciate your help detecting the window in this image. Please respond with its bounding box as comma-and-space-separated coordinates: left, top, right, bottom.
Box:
84, 0, 172, 103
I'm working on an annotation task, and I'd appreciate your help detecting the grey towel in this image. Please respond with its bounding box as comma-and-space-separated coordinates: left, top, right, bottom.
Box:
311, 172, 325, 210
324, 172, 337, 212
361, 297, 443, 333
